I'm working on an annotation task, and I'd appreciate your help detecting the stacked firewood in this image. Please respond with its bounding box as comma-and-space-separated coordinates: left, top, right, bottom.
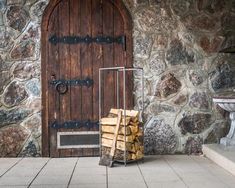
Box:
100, 108, 144, 161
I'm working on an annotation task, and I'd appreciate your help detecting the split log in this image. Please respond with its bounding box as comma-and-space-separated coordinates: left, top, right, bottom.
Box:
110, 108, 139, 117
100, 117, 131, 126
102, 146, 143, 161
100, 108, 144, 162
129, 125, 138, 134
102, 133, 135, 143
102, 138, 135, 152
102, 146, 132, 161
102, 125, 132, 135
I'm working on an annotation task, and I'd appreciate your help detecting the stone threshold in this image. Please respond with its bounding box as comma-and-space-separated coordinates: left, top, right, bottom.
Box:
202, 144, 235, 176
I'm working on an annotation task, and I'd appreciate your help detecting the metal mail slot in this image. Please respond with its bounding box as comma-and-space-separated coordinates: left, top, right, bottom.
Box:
57, 131, 100, 149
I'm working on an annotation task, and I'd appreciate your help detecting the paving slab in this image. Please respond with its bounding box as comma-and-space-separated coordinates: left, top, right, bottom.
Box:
0, 176, 33, 186
109, 182, 147, 188
70, 174, 106, 185
0, 158, 22, 177
0, 155, 234, 188
147, 180, 188, 188
31, 175, 71, 185
0, 186, 27, 188
191, 155, 235, 188
203, 144, 235, 176
69, 184, 107, 188
30, 185, 67, 188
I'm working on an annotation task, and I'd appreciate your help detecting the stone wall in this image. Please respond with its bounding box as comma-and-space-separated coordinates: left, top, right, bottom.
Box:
0, 0, 234, 157
128, 0, 235, 155
0, 0, 48, 157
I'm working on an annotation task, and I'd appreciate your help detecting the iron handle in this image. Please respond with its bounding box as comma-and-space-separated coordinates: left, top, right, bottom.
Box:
55, 81, 68, 95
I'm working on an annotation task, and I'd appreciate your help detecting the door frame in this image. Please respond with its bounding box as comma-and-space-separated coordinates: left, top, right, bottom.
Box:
41, 0, 133, 157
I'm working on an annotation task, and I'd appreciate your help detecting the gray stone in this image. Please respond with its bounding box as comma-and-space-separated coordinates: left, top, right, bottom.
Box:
155, 73, 182, 98
171, 0, 190, 17
0, 12, 3, 25
30, 1, 48, 22
2, 81, 28, 107
28, 97, 41, 112
199, 35, 223, 54
152, 34, 168, 50
154, 9, 177, 33
197, 0, 226, 14
185, 136, 203, 155
178, 113, 212, 135
134, 34, 153, 59
204, 130, 218, 144
0, 55, 13, 70
0, 71, 11, 94
189, 70, 203, 86
0, 125, 29, 157
136, 97, 150, 111
173, 94, 188, 106
6, 6, 29, 32
144, 117, 177, 154
10, 40, 35, 60
135, 7, 157, 32
0, 0, 6, 10
189, 92, 209, 110
0, 27, 13, 51
149, 0, 162, 5
149, 102, 176, 115
13, 61, 40, 80
232, 0, 235, 13
25, 0, 38, 6
22, 25, 39, 40
22, 114, 41, 137
210, 63, 235, 92
19, 138, 41, 157
204, 121, 229, 144
7, 0, 25, 5
148, 52, 166, 76
182, 13, 218, 32
25, 79, 40, 97
0, 108, 31, 128
166, 39, 194, 65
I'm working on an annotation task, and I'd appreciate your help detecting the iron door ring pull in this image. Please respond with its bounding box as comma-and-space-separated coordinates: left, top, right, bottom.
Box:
55, 82, 68, 94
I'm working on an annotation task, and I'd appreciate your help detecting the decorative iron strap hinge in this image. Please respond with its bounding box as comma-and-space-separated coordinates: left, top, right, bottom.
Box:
49, 78, 93, 94
51, 120, 99, 130
49, 34, 126, 49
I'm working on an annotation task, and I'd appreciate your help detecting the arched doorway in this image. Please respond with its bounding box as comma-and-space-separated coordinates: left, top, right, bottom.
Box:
41, 0, 133, 157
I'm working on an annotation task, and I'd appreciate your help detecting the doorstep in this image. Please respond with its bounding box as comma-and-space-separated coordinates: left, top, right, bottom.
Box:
202, 144, 235, 176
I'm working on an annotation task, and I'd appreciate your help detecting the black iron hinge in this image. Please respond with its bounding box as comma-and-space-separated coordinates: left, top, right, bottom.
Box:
51, 120, 99, 130
49, 78, 93, 94
49, 34, 126, 50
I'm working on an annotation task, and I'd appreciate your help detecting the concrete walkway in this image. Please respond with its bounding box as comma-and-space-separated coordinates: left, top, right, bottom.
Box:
0, 155, 235, 188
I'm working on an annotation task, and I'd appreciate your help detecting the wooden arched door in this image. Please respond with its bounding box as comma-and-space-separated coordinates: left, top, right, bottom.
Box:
41, 0, 133, 157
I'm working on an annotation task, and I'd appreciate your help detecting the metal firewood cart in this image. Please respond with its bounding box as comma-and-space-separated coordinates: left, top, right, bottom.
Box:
99, 67, 144, 166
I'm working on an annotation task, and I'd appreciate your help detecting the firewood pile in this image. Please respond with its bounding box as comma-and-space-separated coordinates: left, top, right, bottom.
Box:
100, 108, 144, 161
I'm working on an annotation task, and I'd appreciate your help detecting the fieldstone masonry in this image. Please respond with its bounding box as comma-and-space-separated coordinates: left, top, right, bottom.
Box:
0, 0, 234, 157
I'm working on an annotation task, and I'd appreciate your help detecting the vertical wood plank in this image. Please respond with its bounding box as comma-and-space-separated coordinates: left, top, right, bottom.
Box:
80, 0, 93, 156
102, 0, 115, 116
58, 0, 72, 157
124, 13, 134, 110
91, 0, 103, 156
70, 0, 83, 157
113, 5, 124, 110
41, 32, 49, 157
47, 5, 60, 157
